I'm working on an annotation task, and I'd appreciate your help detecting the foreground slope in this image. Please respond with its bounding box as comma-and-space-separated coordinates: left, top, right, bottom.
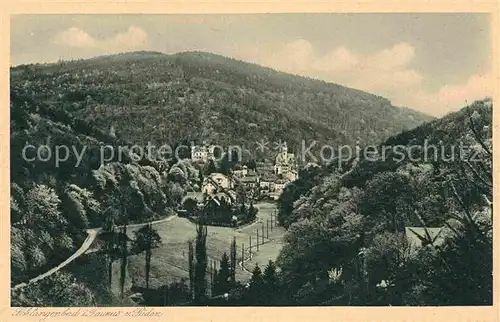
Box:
275, 98, 492, 305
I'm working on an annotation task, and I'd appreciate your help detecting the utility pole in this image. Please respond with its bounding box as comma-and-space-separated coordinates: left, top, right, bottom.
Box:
267, 219, 269, 238
262, 223, 265, 243
241, 243, 245, 270
249, 236, 252, 259
256, 229, 259, 251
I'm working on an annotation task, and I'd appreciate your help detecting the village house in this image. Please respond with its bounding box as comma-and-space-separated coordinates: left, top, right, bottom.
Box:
258, 172, 277, 191
200, 172, 239, 209
240, 175, 259, 189
259, 178, 272, 190
182, 192, 204, 206
404, 227, 448, 255
283, 169, 298, 181
191, 144, 216, 163
267, 178, 289, 200
201, 172, 235, 195
204, 190, 237, 206
273, 179, 288, 193
232, 165, 248, 178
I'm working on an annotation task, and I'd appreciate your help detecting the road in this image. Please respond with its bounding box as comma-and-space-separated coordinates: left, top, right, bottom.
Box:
12, 214, 178, 290
237, 202, 281, 274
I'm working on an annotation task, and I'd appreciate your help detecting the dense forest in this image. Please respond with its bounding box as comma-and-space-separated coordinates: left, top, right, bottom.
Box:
10, 84, 200, 304
273, 98, 492, 305
10, 51, 432, 157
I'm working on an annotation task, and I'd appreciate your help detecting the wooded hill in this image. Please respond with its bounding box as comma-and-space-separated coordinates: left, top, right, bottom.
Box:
11, 51, 433, 157
275, 98, 492, 305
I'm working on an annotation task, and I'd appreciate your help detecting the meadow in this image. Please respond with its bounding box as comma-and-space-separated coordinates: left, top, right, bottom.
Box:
111, 202, 285, 293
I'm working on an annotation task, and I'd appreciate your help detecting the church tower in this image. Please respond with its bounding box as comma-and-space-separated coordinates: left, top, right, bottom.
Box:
280, 141, 288, 154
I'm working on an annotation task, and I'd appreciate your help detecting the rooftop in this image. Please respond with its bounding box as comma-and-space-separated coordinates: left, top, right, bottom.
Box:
241, 176, 258, 183
405, 227, 447, 248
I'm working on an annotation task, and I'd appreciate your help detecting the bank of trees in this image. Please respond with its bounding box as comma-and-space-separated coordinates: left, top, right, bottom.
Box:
272, 99, 493, 305
183, 195, 258, 227
10, 91, 196, 300
11, 50, 431, 164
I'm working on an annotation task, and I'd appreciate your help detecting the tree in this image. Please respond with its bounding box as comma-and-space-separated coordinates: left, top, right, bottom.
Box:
213, 252, 231, 295
137, 223, 159, 289
166, 182, 185, 207
405, 104, 493, 305
168, 166, 187, 185
246, 159, 257, 171
277, 164, 322, 228
132, 225, 162, 253
220, 152, 238, 174
247, 202, 258, 221
62, 184, 101, 229
166, 278, 191, 305
358, 171, 415, 233
262, 260, 280, 304
119, 224, 129, 299
183, 197, 199, 215
263, 260, 278, 286
364, 232, 413, 305
250, 264, 263, 284
246, 264, 265, 305
203, 159, 217, 176
188, 241, 195, 299
25, 184, 65, 230
276, 210, 364, 305
101, 209, 118, 287
193, 220, 208, 303
230, 237, 237, 284
11, 271, 95, 307
145, 244, 152, 290
239, 202, 247, 219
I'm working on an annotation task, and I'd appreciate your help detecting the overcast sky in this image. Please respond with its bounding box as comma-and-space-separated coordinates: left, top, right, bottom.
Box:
11, 14, 492, 116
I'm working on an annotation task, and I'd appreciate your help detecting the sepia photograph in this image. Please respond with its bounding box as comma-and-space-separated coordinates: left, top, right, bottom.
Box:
8, 13, 493, 308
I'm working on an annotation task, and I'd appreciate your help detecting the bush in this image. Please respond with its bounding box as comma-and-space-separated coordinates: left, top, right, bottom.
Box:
132, 225, 162, 253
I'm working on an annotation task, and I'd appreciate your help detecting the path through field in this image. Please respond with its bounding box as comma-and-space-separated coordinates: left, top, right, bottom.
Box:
117, 202, 285, 292
12, 214, 178, 290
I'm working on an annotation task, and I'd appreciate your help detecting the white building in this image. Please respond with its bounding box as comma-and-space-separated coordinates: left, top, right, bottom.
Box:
191, 144, 216, 163
202, 173, 234, 195
274, 142, 297, 176
232, 165, 248, 178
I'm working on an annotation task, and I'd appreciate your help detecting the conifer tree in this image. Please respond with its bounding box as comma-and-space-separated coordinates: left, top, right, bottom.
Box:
188, 241, 195, 298
119, 224, 128, 298
262, 260, 279, 304
247, 264, 264, 305
144, 223, 153, 289
102, 209, 117, 287
213, 252, 231, 295
194, 220, 208, 303
230, 237, 237, 284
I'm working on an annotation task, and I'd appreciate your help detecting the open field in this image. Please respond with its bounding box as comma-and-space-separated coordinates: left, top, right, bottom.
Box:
111, 202, 286, 293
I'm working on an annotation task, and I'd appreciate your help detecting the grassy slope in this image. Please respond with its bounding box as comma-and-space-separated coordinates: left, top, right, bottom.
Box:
111, 202, 284, 293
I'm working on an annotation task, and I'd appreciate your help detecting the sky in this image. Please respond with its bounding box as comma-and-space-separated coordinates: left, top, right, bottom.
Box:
11, 14, 493, 116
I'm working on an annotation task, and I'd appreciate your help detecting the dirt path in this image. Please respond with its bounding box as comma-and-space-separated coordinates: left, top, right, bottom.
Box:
12, 214, 178, 290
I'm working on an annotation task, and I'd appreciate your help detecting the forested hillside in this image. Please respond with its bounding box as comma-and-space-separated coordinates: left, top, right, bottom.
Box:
10, 51, 432, 155
10, 85, 200, 304
275, 98, 492, 305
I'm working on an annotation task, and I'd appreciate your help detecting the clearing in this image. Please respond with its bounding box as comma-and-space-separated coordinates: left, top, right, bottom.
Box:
110, 202, 286, 293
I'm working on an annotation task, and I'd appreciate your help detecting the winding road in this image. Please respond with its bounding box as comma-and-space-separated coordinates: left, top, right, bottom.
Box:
12, 214, 178, 291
